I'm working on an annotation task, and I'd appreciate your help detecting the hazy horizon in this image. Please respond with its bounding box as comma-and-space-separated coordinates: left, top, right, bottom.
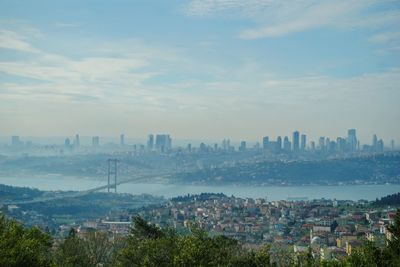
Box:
0, 129, 397, 148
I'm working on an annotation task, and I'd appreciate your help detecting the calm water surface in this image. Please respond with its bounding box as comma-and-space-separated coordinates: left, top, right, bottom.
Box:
0, 175, 399, 201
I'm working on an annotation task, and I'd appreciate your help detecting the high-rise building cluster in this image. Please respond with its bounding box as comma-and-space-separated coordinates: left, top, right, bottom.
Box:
147, 134, 172, 152
63, 134, 80, 150
5, 129, 396, 155
261, 129, 391, 154
263, 130, 310, 153
192, 129, 390, 155
369, 134, 384, 152
11, 136, 21, 147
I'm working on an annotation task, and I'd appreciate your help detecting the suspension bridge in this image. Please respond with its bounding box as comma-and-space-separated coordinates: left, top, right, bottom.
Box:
3, 159, 174, 205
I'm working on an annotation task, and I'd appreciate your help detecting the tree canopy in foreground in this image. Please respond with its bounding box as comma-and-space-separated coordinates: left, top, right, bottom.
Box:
1, 210, 400, 266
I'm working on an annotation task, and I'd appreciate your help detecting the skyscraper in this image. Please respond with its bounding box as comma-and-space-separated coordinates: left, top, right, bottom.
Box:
337, 137, 346, 152
300, 134, 306, 151
167, 135, 172, 149
319, 137, 325, 151
199, 142, 207, 152
262, 136, 269, 150
283, 136, 291, 152
292, 131, 300, 152
222, 139, 227, 150
372, 134, 378, 151
310, 141, 315, 151
92, 136, 100, 147
325, 138, 330, 149
347, 129, 357, 152
155, 134, 171, 151
277, 136, 282, 151
222, 139, 231, 151
147, 134, 154, 150
120, 134, 125, 146
11, 136, 20, 146
64, 138, 71, 147
328, 140, 336, 153
239, 141, 246, 152
377, 139, 384, 152
74, 134, 80, 148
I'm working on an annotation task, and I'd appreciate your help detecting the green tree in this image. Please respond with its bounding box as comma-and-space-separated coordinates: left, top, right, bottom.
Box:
294, 248, 318, 267
117, 216, 179, 267
269, 244, 295, 267
84, 231, 120, 266
384, 208, 400, 266
54, 228, 91, 267
320, 260, 347, 267
346, 241, 382, 267
117, 216, 272, 267
174, 228, 240, 266
0, 215, 53, 267
228, 244, 271, 267
55, 228, 122, 267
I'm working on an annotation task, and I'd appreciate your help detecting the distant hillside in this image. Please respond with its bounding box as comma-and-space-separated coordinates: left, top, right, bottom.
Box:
175, 154, 400, 185
0, 184, 43, 201
374, 192, 400, 206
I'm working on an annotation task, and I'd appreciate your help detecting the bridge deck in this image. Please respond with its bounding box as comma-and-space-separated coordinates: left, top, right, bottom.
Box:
3, 173, 172, 205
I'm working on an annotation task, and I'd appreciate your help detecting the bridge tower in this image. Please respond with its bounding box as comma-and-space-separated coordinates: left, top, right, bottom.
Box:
107, 159, 119, 193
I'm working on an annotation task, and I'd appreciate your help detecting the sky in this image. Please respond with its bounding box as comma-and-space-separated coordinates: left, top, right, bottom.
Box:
0, 0, 399, 144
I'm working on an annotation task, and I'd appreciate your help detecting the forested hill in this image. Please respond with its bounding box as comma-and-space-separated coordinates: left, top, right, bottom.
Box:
0, 184, 43, 201
175, 154, 400, 185
374, 192, 400, 206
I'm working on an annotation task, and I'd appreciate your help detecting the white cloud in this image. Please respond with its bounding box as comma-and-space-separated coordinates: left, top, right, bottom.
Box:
0, 27, 175, 104
239, 1, 362, 38
0, 29, 41, 53
0, 22, 399, 139
369, 31, 400, 44
185, 0, 399, 40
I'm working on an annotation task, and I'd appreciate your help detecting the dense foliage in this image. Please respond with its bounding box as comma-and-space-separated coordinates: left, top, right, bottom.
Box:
0, 184, 43, 201
374, 192, 400, 206
1, 210, 400, 266
117, 216, 271, 267
55, 228, 122, 267
0, 215, 53, 267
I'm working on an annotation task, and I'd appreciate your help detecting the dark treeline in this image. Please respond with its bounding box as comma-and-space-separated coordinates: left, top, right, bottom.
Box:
374, 192, 400, 206
171, 192, 227, 202
0, 184, 43, 201
1, 210, 400, 267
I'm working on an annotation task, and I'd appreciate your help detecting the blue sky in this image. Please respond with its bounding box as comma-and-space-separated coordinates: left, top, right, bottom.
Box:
0, 0, 400, 144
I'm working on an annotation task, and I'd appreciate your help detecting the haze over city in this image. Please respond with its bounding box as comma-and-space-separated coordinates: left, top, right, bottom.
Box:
1, 0, 400, 143
2, 2, 400, 266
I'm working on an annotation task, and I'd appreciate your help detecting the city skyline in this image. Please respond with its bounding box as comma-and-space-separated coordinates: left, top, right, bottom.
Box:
3, 128, 396, 150
1, 1, 400, 142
